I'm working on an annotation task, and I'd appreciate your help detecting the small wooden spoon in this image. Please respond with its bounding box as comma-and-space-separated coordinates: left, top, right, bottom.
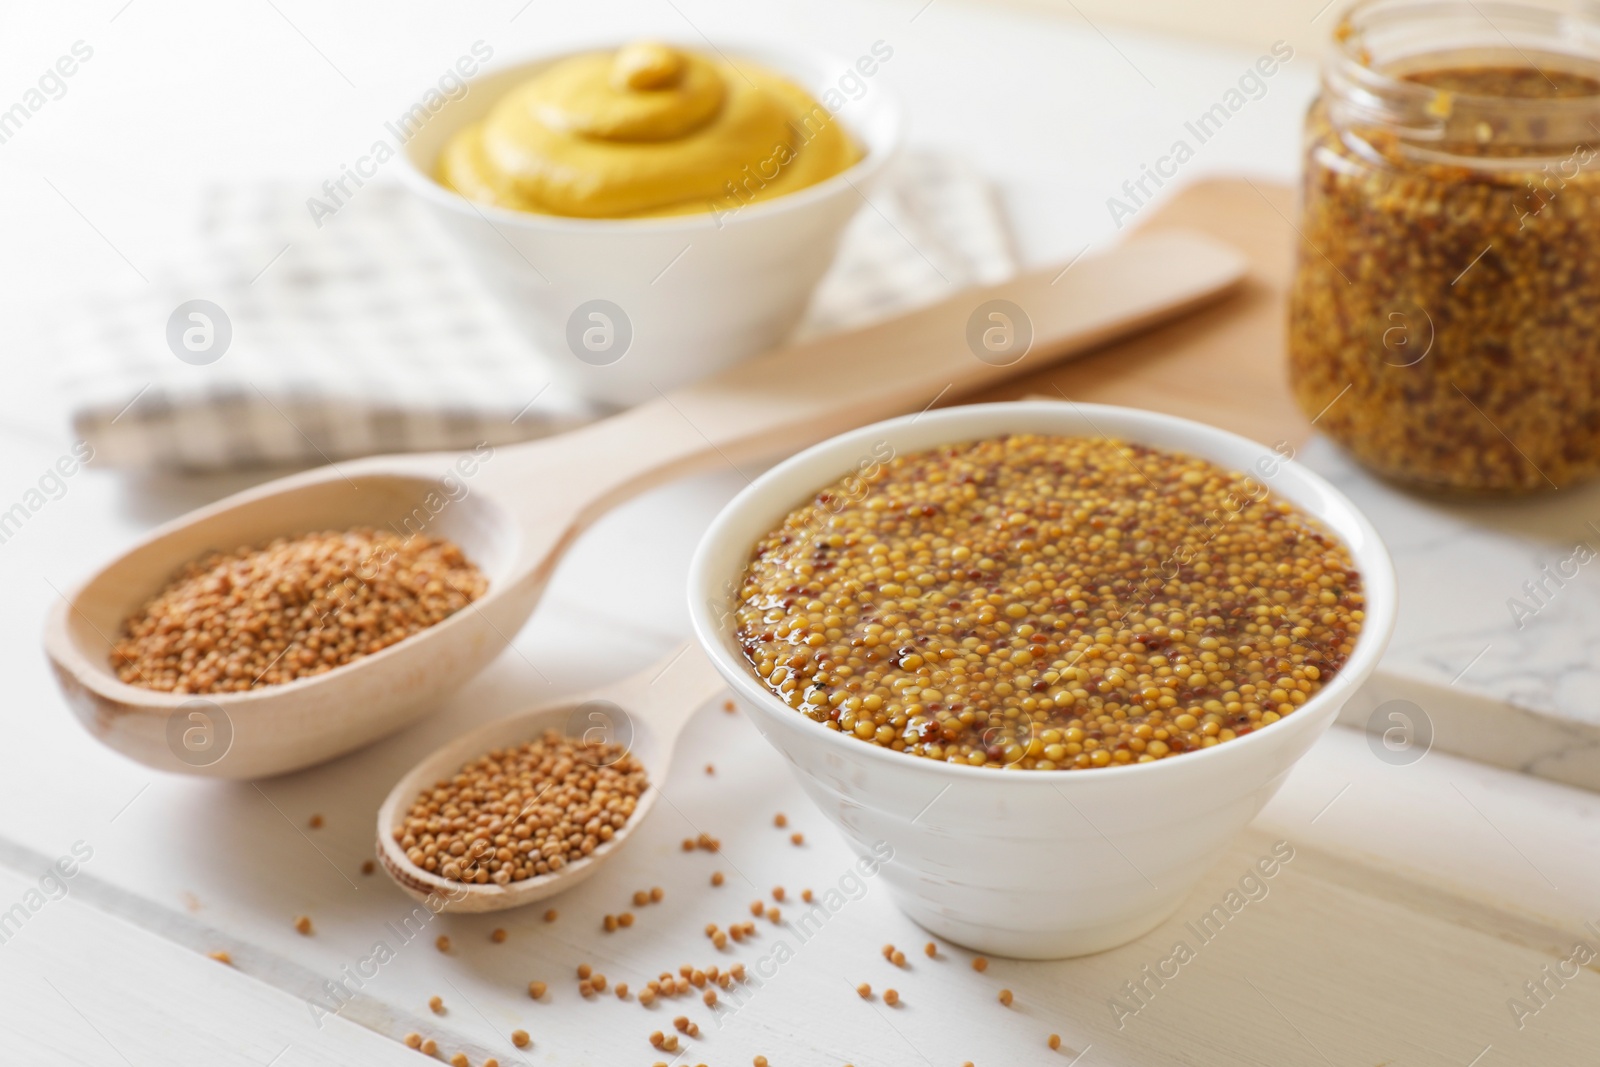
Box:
44, 229, 1246, 778
376, 643, 726, 912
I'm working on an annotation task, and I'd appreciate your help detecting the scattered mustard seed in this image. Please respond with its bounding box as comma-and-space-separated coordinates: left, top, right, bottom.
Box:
421, 1039, 438, 1055
491, 928, 507, 943
450, 1054, 469, 1067
857, 982, 872, 998
512, 1030, 530, 1048
883, 989, 900, 1006
999, 989, 1014, 1006
528, 981, 547, 999
577, 964, 592, 980
774, 813, 787, 828
208, 950, 232, 965
711, 871, 725, 887
429, 996, 444, 1014
620, 912, 635, 928
404, 1033, 422, 1049
972, 957, 988, 973
1048, 1033, 1062, 1050
435, 935, 451, 953
925, 941, 938, 958
294, 916, 313, 936
790, 833, 804, 846
360, 860, 376, 875
650, 886, 664, 902
308, 814, 324, 829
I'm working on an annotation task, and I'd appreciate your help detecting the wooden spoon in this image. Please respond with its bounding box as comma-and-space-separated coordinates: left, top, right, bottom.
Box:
375, 643, 725, 912
44, 229, 1246, 779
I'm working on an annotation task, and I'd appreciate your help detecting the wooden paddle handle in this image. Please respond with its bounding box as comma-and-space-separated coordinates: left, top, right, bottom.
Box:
485, 228, 1247, 524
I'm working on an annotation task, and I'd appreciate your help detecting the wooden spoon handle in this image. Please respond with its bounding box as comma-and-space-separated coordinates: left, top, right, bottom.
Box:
581, 643, 730, 756
485, 228, 1246, 523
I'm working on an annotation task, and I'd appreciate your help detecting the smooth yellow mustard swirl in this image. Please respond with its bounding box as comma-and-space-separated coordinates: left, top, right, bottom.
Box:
438, 42, 861, 218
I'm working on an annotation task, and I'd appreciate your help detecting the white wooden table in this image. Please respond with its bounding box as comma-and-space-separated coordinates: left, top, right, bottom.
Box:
4, 2, 1599, 1064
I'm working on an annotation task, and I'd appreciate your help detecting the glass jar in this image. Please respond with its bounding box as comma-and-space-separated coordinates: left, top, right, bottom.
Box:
1289, 0, 1600, 492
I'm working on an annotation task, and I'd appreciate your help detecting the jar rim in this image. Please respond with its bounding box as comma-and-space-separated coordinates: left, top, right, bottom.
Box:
1325, 0, 1600, 152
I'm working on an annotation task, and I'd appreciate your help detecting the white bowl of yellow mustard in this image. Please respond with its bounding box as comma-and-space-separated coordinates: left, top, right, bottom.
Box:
398, 40, 902, 406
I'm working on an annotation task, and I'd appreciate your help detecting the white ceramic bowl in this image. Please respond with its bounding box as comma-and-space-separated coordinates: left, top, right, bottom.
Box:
687, 402, 1396, 959
397, 43, 902, 407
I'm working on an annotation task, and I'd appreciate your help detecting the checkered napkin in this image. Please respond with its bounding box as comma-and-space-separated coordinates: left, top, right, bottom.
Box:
58, 151, 1015, 471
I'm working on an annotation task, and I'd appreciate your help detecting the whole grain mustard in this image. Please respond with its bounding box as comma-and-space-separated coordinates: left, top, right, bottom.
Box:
437, 41, 860, 218
732, 435, 1364, 771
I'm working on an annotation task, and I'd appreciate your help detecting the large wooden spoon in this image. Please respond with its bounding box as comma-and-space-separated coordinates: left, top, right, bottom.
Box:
44, 229, 1246, 779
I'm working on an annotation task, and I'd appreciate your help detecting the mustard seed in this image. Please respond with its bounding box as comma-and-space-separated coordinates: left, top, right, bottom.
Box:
592, 974, 607, 992
883, 989, 899, 1006
755, 1058, 770, 1067
881, 944, 894, 960
360, 860, 376, 875
891, 950, 906, 967
308, 814, 324, 829
395, 730, 646, 885
294, 916, 312, 936
429, 996, 444, 1014
208, 950, 232, 965
617, 982, 630, 999
682, 838, 695, 851
450, 1054, 469, 1067
767, 907, 781, 923
733, 435, 1362, 769
774, 813, 787, 828
113, 528, 486, 693
711, 871, 725, 887
924, 941, 937, 958
603, 914, 618, 932
801, 889, 813, 903
577, 964, 592, 979
650, 886, 664, 902
436, 936, 451, 953
999, 989, 1013, 1006
973, 957, 988, 973
578, 980, 593, 997
856, 982, 871, 998
772, 887, 786, 902
703, 989, 717, 1006
1048, 1033, 1062, 1050
619, 912, 635, 928
673, 1016, 691, 1033
790, 833, 804, 846
713, 931, 728, 949
528, 981, 547, 999
634, 890, 650, 907
544, 909, 558, 923
511, 1030, 530, 1048
404, 1033, 422, 1049
705, 763, 715, 775
639, 987, 657, 1006
422, 1039, 438, 1055
750, 900, 764, 916
491, 928, 507, 943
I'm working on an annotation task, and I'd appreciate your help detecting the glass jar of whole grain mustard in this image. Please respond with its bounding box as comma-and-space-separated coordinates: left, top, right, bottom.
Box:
1289, 0, 1600, 492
